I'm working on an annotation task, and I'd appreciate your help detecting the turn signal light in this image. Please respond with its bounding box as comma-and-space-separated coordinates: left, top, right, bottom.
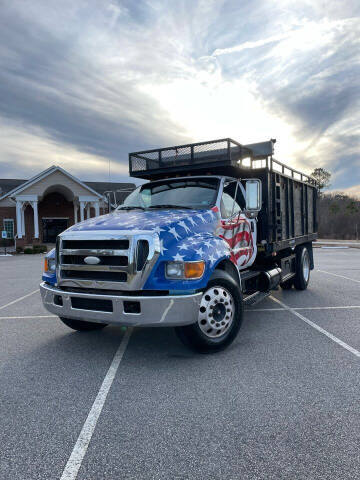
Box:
184, 261, 205, 279
44, 257, 56, 273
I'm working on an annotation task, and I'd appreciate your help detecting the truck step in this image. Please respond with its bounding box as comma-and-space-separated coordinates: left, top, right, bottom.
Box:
243, 291, 270, 306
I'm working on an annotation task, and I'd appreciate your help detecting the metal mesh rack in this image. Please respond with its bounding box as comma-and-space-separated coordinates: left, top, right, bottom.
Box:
129, 138, 251, 178
129, 138, 316, 187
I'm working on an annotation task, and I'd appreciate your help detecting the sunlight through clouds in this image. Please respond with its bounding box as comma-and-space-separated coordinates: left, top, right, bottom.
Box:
0, 0, 358, 192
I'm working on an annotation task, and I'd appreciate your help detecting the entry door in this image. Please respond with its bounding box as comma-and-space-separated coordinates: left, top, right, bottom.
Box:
219, 181, 256, 270
42, 219, 68, 243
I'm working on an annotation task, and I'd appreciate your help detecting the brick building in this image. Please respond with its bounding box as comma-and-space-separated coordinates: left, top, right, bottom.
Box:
0, 166, 135, 246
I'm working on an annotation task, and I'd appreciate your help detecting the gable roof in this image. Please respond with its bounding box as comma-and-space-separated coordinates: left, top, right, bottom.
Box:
0, 166, 105, 201
0, 178, 27, 196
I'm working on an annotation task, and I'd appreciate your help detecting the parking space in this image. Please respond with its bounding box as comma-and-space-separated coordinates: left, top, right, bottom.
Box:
0, 248, 359, 479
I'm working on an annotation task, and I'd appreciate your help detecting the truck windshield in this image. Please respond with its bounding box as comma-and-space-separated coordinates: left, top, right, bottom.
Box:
117, 178, 219, 210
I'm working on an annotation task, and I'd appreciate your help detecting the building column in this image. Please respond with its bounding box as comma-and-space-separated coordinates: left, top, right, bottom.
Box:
80, 201, 85, 222
94, 201, 100, 217
16, 200, 23, 238
31, 200, 39, 238
74, 201, 78, 224
21, 204, 26, 238
86, 203, 91, 219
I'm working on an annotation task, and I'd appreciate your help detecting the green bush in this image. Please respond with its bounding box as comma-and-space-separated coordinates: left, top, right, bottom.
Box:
24, 247, 34, 254
33, 245, 47, 254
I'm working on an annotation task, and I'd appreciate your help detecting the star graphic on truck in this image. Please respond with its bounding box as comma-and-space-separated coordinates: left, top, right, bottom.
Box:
173, 252, 185, 261
153, 226, 165, 234
168, 226, 181, 240
178, 221, 191, 233
208, 254, 216, 265
159, 239, 167, 255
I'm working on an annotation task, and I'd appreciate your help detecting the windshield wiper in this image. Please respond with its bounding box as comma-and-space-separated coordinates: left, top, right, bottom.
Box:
148, 204, 194, 210
117, 206, 146, 211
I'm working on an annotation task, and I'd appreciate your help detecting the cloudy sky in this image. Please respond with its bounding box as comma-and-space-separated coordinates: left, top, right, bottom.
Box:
0, 0, 359, 193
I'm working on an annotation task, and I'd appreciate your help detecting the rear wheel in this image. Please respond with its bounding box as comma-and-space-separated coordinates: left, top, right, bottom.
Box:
175, 270, 243, 353
60, 317, 108, 331
293, 246, 311, 290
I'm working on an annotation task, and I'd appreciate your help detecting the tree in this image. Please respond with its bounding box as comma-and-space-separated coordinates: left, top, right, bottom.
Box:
345, 200, 359, 216
329, 203, 340, 215
311, 167, 331, 195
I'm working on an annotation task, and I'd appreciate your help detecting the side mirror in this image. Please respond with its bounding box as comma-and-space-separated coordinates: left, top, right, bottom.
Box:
245, 179, 261, 214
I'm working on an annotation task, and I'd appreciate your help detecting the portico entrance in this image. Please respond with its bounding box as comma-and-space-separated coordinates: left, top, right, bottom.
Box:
42, 218, 69, 243
0, 165, 135, 248
7, 166, 103, 246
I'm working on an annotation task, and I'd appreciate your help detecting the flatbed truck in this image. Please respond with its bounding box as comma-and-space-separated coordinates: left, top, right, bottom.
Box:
41, 138, 317, 353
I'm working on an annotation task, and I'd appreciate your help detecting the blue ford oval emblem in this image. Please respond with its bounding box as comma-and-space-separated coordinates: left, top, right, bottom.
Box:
84, 256, 101, 265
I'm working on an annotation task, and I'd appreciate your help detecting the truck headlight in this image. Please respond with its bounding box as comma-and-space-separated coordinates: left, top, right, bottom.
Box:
166, 261, 205, 280
44, 258, 56, 273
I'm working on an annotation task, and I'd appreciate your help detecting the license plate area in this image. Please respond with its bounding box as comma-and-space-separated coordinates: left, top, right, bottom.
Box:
71, 297, 113, 312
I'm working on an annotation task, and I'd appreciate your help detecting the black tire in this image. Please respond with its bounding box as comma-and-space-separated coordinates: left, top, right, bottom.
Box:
60, 317, 108, 331
293, 246, 311, 290
175, 270, 243, 354
280, 278, 293, 290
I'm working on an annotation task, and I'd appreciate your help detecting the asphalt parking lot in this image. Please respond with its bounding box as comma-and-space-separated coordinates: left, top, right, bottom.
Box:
0, 249, 359, 480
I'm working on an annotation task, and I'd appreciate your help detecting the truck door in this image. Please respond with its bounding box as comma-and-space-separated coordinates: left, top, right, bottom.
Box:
219, 180, 257, 270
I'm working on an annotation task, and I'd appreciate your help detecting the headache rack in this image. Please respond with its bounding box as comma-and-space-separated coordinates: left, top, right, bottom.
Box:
129, 138, 315, 186
129, 138, 251, 180
129, 138, 318, 252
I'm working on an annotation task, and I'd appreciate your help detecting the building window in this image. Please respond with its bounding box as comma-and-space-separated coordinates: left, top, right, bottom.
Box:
3, 219, 14, 239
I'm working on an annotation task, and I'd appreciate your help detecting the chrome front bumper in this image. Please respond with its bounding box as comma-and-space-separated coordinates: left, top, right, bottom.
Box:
40, 282, 202, 327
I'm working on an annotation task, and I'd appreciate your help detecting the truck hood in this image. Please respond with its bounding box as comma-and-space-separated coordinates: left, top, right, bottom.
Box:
58, 207, 232, 291
64, 207, 229, 265
67, 208, 219, 235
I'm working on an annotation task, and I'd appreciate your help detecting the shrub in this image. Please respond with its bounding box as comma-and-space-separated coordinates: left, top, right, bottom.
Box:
24, 247, 34, 254
33, 245, 47, 254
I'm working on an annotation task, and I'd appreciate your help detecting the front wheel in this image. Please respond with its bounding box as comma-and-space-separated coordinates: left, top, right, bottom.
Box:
60, 317, 108, 331
175, 270, 243, 353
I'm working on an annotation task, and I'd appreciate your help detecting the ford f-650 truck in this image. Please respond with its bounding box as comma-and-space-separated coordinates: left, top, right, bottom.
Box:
40, 138, 317, 353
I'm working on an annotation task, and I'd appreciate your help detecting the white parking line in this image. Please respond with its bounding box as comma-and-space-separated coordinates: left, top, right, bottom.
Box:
317, 269, 360, 284
0, 289, 39, 311
60, 327, 133, 480
247, 305, 360, 312
0, 315, 56, 320
296, 306, 360, 310
270, 296, 360, 358
245, 308, 285, 312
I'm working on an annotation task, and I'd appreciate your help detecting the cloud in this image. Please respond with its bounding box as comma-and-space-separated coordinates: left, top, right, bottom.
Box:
0, 1, 191, 180
212, 32, 290, 57
0, 0, 359, 195
0, 117, 129, 180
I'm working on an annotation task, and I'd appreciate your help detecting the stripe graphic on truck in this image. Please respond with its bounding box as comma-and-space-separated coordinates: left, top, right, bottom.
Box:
219, 217, 255, 267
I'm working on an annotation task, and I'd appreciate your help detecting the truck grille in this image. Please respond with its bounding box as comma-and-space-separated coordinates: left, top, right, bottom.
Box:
62, 239, 129, 249
57, 232, 160, 291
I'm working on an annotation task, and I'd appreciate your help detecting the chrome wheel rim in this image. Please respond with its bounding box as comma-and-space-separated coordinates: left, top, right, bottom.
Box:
198, 286, 235, 338
303, 249, 310, 282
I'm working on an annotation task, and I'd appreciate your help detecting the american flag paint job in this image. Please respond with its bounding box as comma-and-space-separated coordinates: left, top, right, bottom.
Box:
43, 207, 256, 290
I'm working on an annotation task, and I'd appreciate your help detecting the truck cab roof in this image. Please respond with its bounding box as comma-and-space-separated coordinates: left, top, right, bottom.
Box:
141, 175, 238, 185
